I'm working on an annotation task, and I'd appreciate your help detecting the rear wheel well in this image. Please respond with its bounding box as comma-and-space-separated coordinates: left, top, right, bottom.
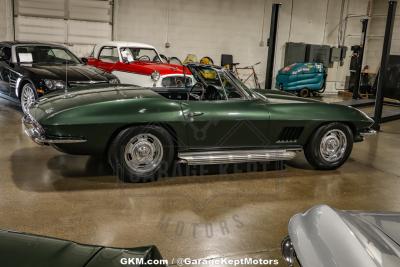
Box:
105, 123, 178, 157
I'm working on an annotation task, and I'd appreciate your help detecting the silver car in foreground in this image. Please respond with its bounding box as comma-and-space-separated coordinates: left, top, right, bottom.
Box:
282, 205, 400, 267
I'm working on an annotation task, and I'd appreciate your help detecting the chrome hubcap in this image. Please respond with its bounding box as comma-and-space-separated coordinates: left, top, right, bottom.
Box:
21, 85, 36, 113
320, 129, 347, 162
124, 133, 163, 173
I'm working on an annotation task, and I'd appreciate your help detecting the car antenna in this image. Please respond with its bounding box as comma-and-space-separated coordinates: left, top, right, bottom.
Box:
64, 51, 68, 96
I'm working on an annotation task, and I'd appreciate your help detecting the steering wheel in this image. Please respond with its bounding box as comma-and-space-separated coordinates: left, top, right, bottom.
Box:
137, 55, 150, 61
153, 54, 168, 62
187, 82, 205, 101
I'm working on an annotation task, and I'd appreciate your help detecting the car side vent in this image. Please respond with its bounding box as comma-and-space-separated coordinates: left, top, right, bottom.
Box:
277, 127, 304, 143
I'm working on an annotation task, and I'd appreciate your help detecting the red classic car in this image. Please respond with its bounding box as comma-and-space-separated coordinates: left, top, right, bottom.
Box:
87, 41, 194, 88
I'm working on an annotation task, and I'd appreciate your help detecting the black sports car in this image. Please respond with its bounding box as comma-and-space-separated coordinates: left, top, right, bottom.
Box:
0, 42, 119, 112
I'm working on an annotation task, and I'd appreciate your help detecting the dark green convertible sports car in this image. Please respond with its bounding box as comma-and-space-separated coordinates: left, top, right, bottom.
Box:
23, 64, 375, 182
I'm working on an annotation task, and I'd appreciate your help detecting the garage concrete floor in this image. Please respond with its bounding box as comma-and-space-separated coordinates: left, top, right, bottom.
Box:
1, 97, 400, 266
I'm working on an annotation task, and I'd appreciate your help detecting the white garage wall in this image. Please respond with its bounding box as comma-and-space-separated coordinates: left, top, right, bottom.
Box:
0, 0, 14, 41
114, 0, 272, 88
326, 0, 372, 91
114, 0, 370, 92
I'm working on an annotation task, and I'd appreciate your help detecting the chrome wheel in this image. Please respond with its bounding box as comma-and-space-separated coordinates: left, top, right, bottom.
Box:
21, 84, 36, 113
124, 133, 163, 174
319, 129, 347, 162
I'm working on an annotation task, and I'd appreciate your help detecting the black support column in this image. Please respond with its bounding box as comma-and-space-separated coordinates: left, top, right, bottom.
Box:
373, 0, 397, 130
265, 3, 281, 89
352, 18, 368, 99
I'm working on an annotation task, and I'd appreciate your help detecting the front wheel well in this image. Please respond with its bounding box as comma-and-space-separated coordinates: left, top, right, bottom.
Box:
305, 121, 357, 146
17, 79, 35, 99
104, 123, 178, 157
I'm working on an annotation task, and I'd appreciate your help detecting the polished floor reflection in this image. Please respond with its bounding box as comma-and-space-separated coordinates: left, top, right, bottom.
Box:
1, 97, 400, 266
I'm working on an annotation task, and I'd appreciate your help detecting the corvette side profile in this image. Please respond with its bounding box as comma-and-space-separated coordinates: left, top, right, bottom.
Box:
23, 64, 375, 182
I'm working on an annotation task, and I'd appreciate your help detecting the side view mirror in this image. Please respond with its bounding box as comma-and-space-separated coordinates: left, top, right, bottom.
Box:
81, 57, 88, 64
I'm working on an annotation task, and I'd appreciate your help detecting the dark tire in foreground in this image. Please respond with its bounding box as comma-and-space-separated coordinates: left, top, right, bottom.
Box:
304, 122, 353, 170
108, 126, 175, 183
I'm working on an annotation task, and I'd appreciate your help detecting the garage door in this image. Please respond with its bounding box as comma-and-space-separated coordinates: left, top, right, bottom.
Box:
13, 0, 113, 56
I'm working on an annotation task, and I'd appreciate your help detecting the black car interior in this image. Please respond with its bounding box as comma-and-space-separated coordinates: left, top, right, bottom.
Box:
153, 84, 225, 102
0, 47, 11, 62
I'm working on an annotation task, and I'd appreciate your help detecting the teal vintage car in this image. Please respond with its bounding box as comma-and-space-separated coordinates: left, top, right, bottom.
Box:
23, 64, 375, 182
0, 229, 165, 267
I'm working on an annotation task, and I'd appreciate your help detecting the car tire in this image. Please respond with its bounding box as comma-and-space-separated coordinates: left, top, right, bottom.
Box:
304, 122, 353, 170
108, 125, 175, 183
298, 88, 310, 98
20, 83, 37, 113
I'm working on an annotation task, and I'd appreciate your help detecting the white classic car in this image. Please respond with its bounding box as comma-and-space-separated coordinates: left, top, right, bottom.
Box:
87, 41, 194, 88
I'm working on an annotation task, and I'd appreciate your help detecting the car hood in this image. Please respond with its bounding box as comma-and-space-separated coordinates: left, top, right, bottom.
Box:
30, 85, 161, 121
288, 205, 400, 267
20, 63, 113, 81
115, 61, 191, 76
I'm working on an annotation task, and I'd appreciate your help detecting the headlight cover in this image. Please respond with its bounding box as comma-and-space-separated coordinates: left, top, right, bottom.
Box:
43, 79, 66, 90
109, 78, 120, 84
151, 71, 160, 81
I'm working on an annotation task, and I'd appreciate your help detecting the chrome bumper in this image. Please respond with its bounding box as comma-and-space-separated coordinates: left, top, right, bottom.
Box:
281, 236, 296, 267
22, 115, 86, 145
360, 128, 377, 137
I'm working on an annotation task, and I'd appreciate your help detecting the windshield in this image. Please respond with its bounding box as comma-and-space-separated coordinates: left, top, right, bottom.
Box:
226, 69, 259, 98
15, 46, 81, 64
189, 65, 258, 100
120, 47, 161, 63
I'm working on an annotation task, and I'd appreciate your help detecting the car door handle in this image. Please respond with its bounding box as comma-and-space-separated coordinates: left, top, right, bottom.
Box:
187, 111, 204, 117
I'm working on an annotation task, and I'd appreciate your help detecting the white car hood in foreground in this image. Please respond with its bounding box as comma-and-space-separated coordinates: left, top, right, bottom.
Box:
289, 205, 400, 267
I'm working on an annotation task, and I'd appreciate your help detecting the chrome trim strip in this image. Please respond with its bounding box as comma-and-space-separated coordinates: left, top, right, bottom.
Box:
360, 129, 377, 136
178, 149, 299, 165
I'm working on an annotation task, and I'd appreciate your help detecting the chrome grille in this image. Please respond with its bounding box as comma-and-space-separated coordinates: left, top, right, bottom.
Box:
68, 81, 108, 87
